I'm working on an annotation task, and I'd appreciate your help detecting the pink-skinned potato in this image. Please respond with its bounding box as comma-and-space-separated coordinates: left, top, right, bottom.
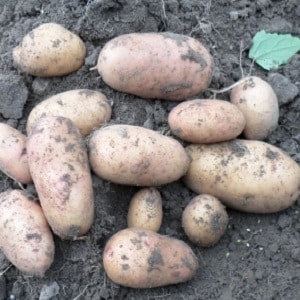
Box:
0, 189, 54, 277
0, 123, 32, 184
97, 32, 213, 100
103, 228, 198, 288
27, 116, 94, 239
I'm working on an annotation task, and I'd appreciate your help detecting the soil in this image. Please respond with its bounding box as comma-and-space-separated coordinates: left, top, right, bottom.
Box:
0, 0, 300, 299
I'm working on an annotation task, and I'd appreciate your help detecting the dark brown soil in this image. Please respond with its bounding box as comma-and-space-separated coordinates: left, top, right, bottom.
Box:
0, 1, 299, 299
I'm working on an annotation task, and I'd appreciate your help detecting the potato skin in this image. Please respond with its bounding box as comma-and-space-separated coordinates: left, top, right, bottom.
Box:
88, 124, 190, 186
183, 140, 300, 213
182, 194, 228, 247
0, 189, 54, 277
0, 123, 32, 184
27, 116, 94, 239
13, 23, 86, 77
230, 76, 279, 140
26, 89, 112, 136
97, 32, 213, 100
168, 99, 246, 143
127, 187, 163, 232
103, 228, 198, 288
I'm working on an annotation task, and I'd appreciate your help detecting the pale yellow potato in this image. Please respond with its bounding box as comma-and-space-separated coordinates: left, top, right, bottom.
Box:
88, 124, 190, 186
27, 116, 94, 239
183, 139, 300, 213
182, 194, 228, 247
0, 189, 54, 277
127, 187, 163, 232
13, 23, 86, 77
168, 99, 246, 143
26, 89, 112, 136
97, 32, 213, 100
230, 76, 279, 140
103, 228, 198, 288
0, 123, 32, 184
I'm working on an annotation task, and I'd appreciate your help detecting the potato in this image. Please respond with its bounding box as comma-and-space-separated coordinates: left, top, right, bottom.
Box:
0, 123, 32, 184
103, 228, 198, 288
230, 76, 279, 140
0, 189, 54, 277
13, 23, 86, 77
168, 99, 246, 143
26, 89, 112, 136
127, 187, 163, 232
183, 139, 300, 213
88, 124, 190, 186
182, 194, 228, 247
97, 32, 213, 100
27, 116, 94, 239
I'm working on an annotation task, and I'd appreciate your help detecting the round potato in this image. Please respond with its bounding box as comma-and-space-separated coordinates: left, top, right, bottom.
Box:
168, 99, 246, 143
182, 194, 228, 247
103, 228, 198, 288
183, 139, 300, 213
230, 76, 279, 140
27, 116, 94, 239
88, 124, 190, 186
0, 189, 54, 277
97, 32, 213, 100
26, 89, 112, 136
13, 23, 86, 77
0, 123, 32, 184
127, 187, 163, 232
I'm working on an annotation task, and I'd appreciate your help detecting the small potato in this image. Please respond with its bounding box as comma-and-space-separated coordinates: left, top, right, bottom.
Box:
13, 23, 86, 77
168, 99, 246, 143
127, 187, 163, 232
230, 76, 279, 140
27, 116, 94, 239
97, 32, 213, 100
26, 89, 112, 136
183, 139, 300, 213
0, 123, 32, 184
88, 124, 190, 186
0, 189, 54, 277
182, 194, 228, 247
103, 228, 198, 288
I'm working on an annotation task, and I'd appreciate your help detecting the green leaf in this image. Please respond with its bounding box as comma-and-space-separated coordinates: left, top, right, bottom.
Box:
249, 30, 300, 70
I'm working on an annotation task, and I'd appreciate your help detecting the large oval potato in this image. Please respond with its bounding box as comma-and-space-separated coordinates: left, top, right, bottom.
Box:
230, 76, 279, 140
168, 99, 246, 143
127, 187, 163, 232
88, 124, 190, 186
0, 189, 54, 277
26, 89, 112, 136
27, 116, 94, 239
13, 23, 86, 77
0, 123, 32, 184
97, 32, 213, 100
103, 228, 198, 288
183, 139, 300, 213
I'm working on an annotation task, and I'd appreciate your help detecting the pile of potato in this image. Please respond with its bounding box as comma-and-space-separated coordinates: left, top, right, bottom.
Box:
0, 22, 299, 289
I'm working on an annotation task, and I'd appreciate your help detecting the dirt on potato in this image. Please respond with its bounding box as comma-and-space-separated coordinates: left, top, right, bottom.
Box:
0, 0, 299, 299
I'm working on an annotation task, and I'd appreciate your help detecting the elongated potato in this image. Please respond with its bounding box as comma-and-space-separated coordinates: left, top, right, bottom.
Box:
0, 123, 32, 184
230, 76, 279, 140
103, 228, 198, 288
27, 116, 94, 239
168, 99, 246, 143
13, 23, 86, 77
26, 89, 112, 136
127, 187, 163, 232
183, 140, 300, 213
97, 32, 213, 100
0, 189, 54, 277
88, 124, 190, 186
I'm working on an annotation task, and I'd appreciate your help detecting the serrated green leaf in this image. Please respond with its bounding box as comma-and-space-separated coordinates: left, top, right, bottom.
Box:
249, 30, 300, 70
